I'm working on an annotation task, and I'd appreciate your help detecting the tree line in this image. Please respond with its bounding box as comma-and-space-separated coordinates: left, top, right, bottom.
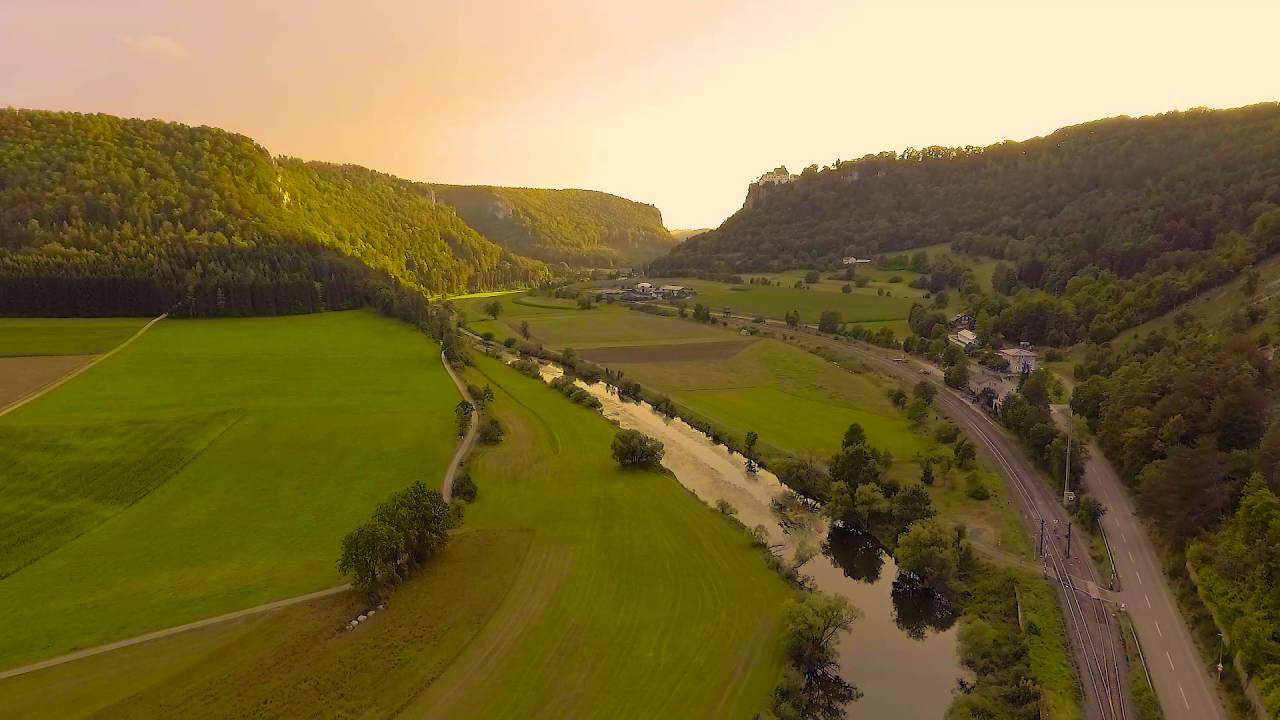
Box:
0, 108, 550, 317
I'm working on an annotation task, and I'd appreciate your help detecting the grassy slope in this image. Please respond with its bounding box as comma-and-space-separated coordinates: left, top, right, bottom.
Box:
0, 529, 530, 720
0, 310, 459, 670
0, 318, 146, 357
401, 353, 792, 718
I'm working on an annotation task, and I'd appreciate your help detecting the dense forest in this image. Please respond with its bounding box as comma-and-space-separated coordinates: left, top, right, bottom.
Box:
655, 104, 1280, 343
428, 184, 675, 267
0, 109, 551, 316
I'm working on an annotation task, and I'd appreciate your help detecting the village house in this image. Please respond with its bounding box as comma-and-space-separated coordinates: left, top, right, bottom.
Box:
949, 329, 977, 349
658, 285, 694, 299
999, 347, 1038, 374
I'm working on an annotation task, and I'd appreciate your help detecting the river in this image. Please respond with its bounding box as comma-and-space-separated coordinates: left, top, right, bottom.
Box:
530, 361, 964, 718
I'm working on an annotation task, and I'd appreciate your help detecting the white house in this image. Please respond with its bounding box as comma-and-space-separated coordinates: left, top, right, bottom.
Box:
1000, 347, 1038, 374
949, 329, 977, 349
841, 257, 872, 265
658, 285, 694, 299
635, 282, 654, 292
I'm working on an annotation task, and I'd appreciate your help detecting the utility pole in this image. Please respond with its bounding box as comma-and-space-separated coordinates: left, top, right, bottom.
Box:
1063, 423, 1072, 506
1065, 522, 1073, 559
1038, 518, 1046, 558
1217, 633, 1225, 682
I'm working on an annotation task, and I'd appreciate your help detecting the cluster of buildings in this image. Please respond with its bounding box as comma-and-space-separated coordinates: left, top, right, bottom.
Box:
596, 282, 696, 303
947, 313, 1038, 375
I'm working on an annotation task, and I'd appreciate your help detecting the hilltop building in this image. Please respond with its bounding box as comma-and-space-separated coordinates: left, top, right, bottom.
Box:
757, 166, 796, 185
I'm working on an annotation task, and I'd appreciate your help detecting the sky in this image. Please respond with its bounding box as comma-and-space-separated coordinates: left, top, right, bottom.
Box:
3, 1, 1279, 230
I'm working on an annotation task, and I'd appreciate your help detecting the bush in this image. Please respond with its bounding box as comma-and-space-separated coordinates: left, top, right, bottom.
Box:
612, 429, 665, 468
453, 471, 478, 503
478, 416, 504, 444
934, 423, 960, 444
502, 337, 516, 348
965, 475, 990, 500
511, 357, 542, 378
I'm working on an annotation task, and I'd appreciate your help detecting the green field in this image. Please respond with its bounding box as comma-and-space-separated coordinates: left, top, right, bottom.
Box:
0, 310, 460, 670
0, 529, 529, 719
456, 296, 730, 349
0, 317, 147, 357
398, 353, 792, 717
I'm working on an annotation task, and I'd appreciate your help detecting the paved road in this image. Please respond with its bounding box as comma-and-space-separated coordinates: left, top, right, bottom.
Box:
710, 313, 1132, 719
1051, 406, 1227, 720
1, 349, 478, 680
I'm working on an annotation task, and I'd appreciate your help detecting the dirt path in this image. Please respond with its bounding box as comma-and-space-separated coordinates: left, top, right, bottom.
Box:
1, 346, 479, 681
440, 350, 479, 502
0, 313, 167, 418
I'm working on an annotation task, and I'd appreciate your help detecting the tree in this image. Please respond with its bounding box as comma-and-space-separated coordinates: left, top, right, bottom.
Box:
1261, 421, 1280, 491
478, 415, 504, 444
953, 438, 976, 469
906, 398, 929, 427
785, 310, 802, 328
776, 457, 832, 502
1138, 437, 1234, 546
829, 444, 885, 490
483, 300, 503, 320
854, 484, 891, 528
818, 310, 842, 334
612, 429, 665, 468
841, 422, 867, 449
913, 381, 936, 405
772, 593, 862, 720
1075, 495, 1106, 529
895, 519, 963, 597
804, 270, 820, 284
519, 320, 531, 339
892, 483, 936, 530
745, 430, 760, 459
455, 399, 474, 436
337, 521, 405, 600
920, 461, 935, 486
944, 357, 970, 389
841, 283, 852, 294
576, 295, 593, 310
693, 303, 713, 322
453, 471, 478, 503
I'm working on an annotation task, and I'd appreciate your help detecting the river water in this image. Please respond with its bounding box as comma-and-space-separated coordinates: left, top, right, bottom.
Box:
530, 362, 963, 718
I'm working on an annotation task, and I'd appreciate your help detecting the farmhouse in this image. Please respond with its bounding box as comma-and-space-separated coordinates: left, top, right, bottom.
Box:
658, 285, 694, 299
841, 257, 873, 265
635, 282, 654, 292
999, 347, 1038, 374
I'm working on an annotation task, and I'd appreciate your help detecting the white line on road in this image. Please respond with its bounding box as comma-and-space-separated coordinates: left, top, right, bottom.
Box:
1167, 651, 1176, 671
1121, 532, 1127, 543
1155, 620, 1163, 637
1180, 684, 1190, 709
1145, 594, 1152, 608
1136, 569, 1143, 584
1128, 550, 1135, 563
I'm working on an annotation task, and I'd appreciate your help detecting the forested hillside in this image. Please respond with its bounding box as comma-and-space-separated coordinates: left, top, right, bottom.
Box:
428, 184, 675, 267
0, 109, 549, 317
656, 104, 1280, 343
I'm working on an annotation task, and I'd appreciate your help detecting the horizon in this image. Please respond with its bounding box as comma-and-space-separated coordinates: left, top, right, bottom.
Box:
4, 0, 1279, 229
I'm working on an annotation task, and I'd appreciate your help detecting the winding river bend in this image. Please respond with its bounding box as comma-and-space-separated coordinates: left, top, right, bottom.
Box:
533, 362, 963, 718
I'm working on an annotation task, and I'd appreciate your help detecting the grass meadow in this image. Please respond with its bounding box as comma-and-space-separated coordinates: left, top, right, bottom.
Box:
398, 353, 793, 718
0, 317, 147, 357
0, 529, 531, 719
0, 310, 460, 670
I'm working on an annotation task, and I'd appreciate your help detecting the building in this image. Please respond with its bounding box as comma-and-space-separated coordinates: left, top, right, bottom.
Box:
949, 329, 977, 349
658, 285, 694, 299
757, 166, 796, 185
999, 347, 1038, 374
841, 257, 872, 265
635, 282, 654, 292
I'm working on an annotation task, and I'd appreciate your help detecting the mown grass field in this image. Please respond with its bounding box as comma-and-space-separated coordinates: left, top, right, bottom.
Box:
0, 317, 146, 357
398, 353, 793, 718
456, 295, 729, 349
0, 529, 529, 720
0, 310, 460, 670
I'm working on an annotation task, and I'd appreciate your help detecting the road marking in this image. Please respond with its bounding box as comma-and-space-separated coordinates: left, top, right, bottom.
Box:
1136, 569, 1143, 584
1128, 550, 1135, 563
1145, 594, 1152, 609
1179, 684, 1190, 709
1155, 620, 1163, 637
1167, 651, 1176, 671
1121, 532, 1127, 543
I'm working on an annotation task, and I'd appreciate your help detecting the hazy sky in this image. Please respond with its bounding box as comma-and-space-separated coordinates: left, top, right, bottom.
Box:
3, 1, 1279, 229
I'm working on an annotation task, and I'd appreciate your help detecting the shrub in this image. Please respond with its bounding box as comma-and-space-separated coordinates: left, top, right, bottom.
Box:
502, 337, 516, 348
934, 423, 960, 444
453, 471, 478, 503
716, 498, 737, 516
612, 429, 665, 468
965, 475, 990, 500
478, 416, 504, 444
